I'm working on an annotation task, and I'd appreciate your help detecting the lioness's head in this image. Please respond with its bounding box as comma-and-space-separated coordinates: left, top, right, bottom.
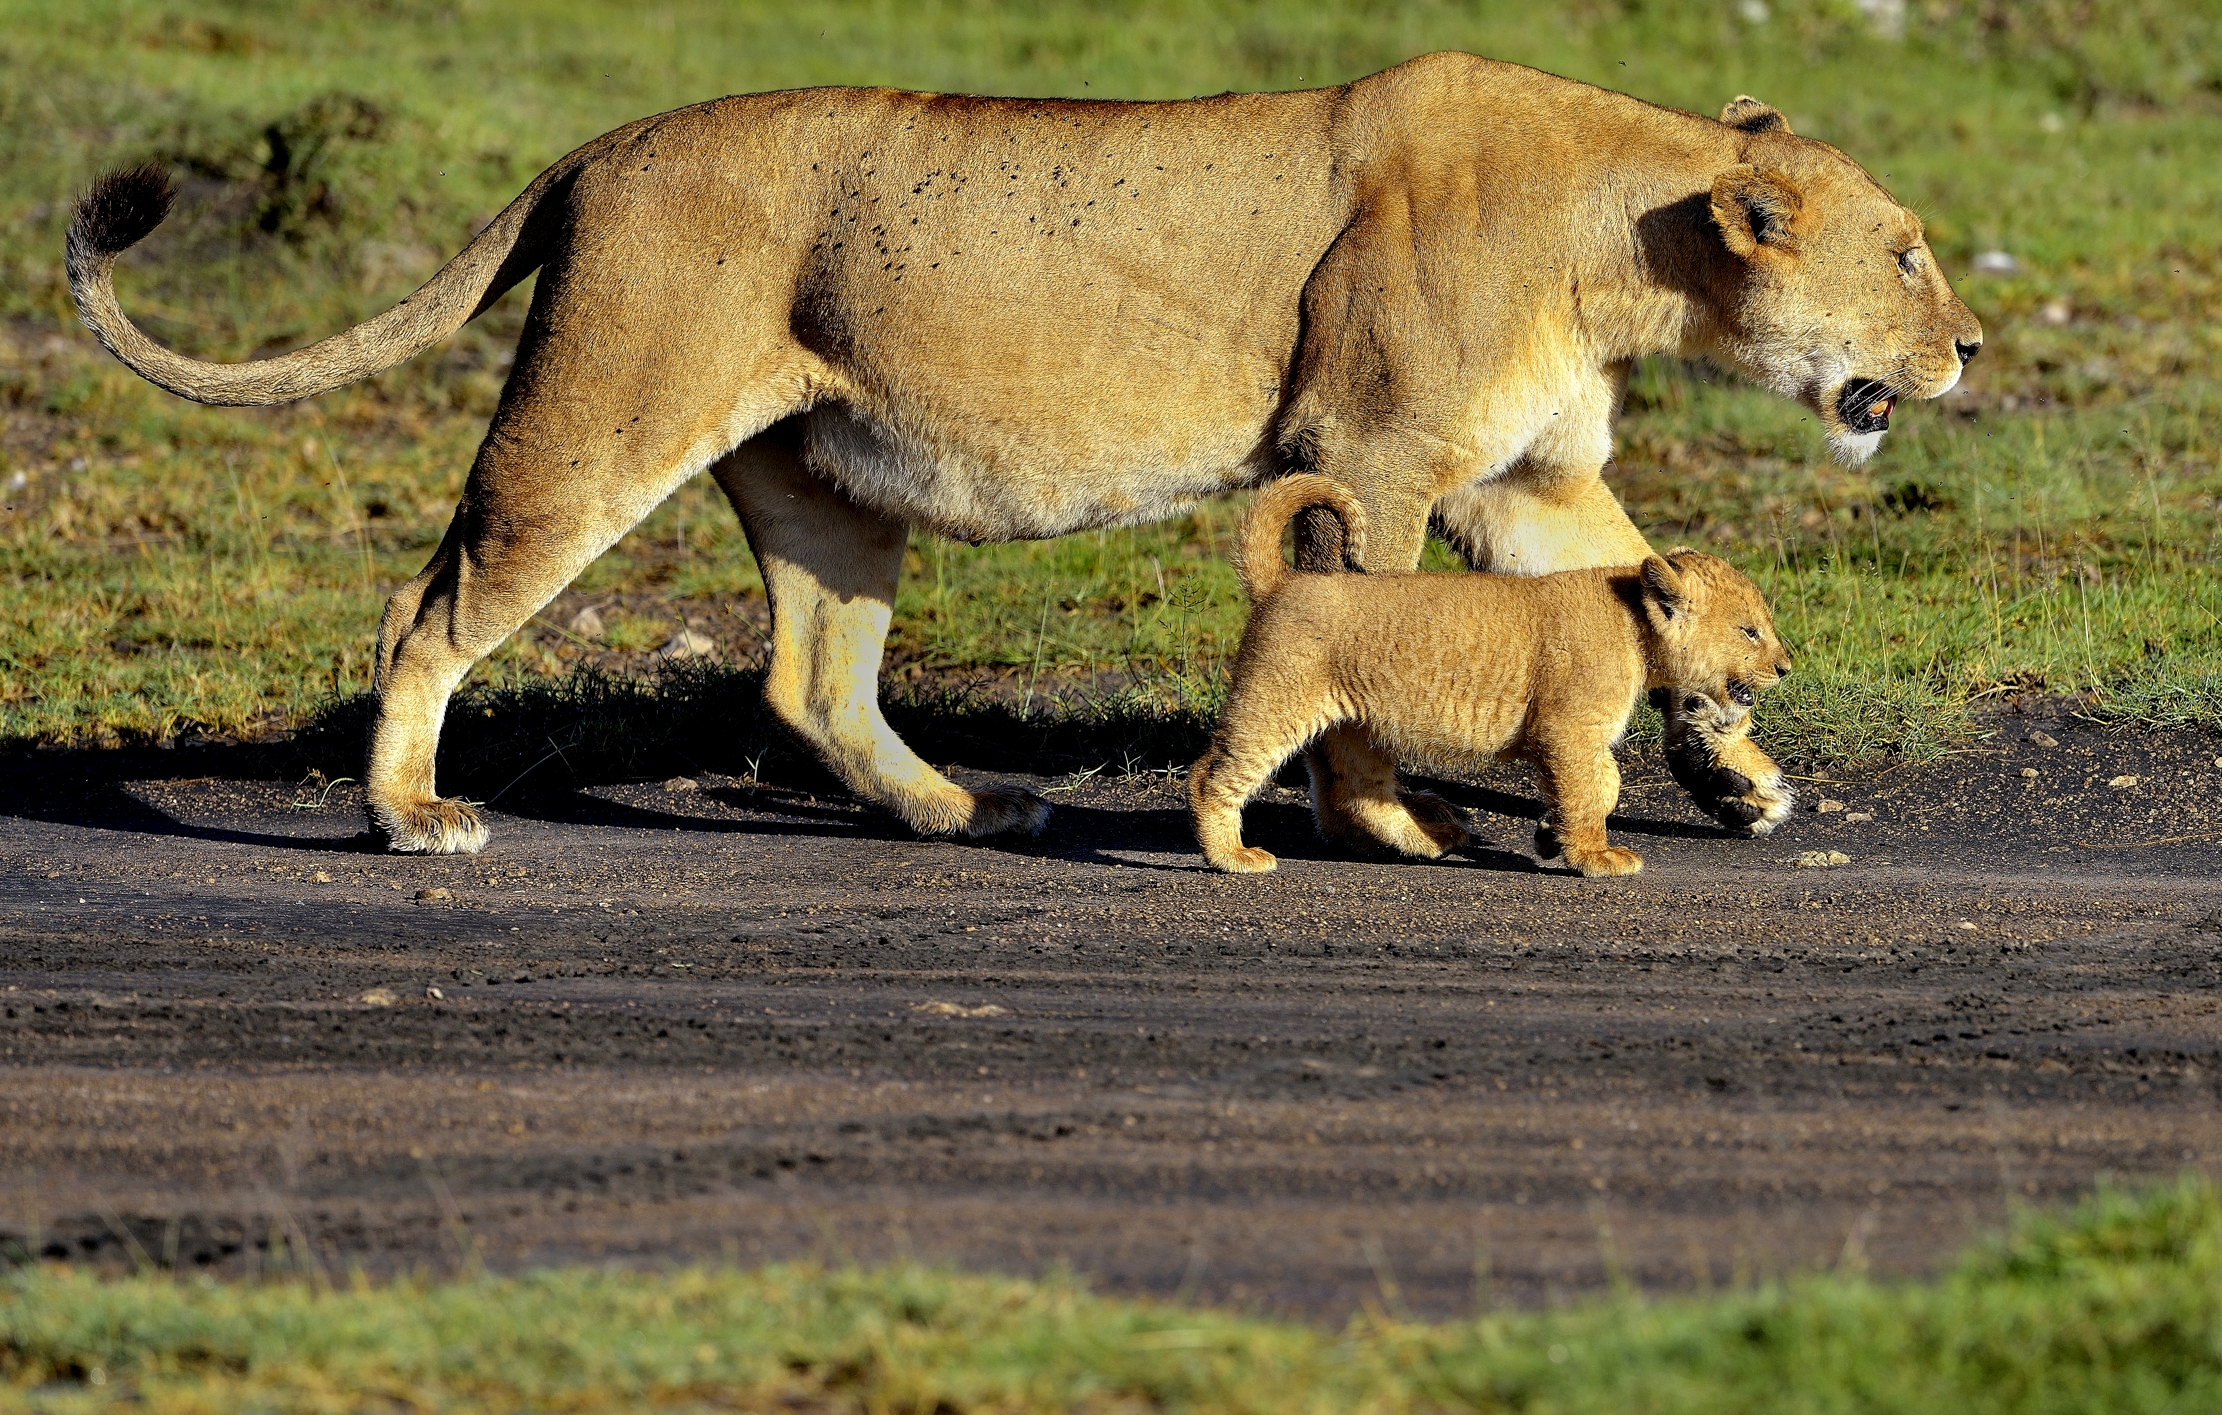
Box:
1638, 549, 1791, 727
1701, 97, 1982, 464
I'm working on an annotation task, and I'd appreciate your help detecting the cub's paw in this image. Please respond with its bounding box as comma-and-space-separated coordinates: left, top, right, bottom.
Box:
371, 797, 489, 856
963, 783, 1051, 838
1210, 845, 1279, 875
1399, 790, 1474, 857
1566, 845, 1644, 878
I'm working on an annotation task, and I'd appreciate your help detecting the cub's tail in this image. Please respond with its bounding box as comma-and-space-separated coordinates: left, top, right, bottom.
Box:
65, 147, 587, 406
1238, 473, 1368, 601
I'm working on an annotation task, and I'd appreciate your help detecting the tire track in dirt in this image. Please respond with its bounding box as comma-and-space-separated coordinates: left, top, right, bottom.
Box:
3, 716, 2219, 1317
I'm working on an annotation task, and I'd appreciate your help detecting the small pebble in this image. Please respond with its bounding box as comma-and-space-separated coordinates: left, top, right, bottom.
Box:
424, 986, 445, 1000
313, 871, 333, 883
1957, 921, 1979, 932
360, 987, 397, 1007
661, 776, 700, 794
2021, 767, 2039, 779
655, 629, 719, 661
1795, 850, 1851, 868
1816, 799, 1845, 814
2028, 730, 2058, 748
567, 605, 606, 639
2108, 775, 2139, 789
1844, 812, 1873, 823
912, 1000, 1010, 1018
414, 887, 452, 902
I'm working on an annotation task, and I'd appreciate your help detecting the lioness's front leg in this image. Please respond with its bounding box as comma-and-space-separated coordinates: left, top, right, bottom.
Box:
1433, 474, 1793, 834
1651, 689, 1794, 835
713, 430, 1047, 839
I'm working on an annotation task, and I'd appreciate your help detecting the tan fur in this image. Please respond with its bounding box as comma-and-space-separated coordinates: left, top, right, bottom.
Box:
1191, 475, 1791, 878
67, 56, 1967, 854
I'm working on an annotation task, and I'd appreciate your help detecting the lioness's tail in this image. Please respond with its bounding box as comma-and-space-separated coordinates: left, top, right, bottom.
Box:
66, 153, 580, 407
1238, 473, 1367, 601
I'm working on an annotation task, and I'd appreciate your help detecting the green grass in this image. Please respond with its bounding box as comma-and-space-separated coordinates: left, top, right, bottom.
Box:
7, 1177, 2222, 1413
1, 1, 2219, 764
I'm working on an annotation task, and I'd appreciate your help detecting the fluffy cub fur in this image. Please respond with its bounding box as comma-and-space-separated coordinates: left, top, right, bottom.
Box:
1190, 475, 1792, 878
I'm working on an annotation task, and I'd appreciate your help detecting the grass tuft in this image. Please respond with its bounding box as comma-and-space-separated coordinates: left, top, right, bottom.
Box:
7, 1177, 2222, 1412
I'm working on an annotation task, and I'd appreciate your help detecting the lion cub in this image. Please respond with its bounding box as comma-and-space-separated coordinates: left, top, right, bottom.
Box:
1190, 475, 1791, 878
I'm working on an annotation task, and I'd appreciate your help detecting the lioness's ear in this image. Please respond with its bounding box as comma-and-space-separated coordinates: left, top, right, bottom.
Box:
1710, 164, 1804, 258
1640, 556, 1686, 621
1719, 96, 1791, 135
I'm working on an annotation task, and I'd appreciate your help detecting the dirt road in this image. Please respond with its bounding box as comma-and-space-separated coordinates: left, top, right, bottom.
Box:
5, 709, 2220, 1318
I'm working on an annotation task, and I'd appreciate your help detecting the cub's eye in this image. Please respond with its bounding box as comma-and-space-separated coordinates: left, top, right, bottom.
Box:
1896, 248, 1920, 275
1741, 625, 1761, 642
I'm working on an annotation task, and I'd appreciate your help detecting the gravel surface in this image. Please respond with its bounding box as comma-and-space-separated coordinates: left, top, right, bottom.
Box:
4, 709, 2220, 1318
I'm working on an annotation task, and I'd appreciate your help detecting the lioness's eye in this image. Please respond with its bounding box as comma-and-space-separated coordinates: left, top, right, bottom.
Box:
1741, 626, 1760, 642
1896, 248, 1920, 275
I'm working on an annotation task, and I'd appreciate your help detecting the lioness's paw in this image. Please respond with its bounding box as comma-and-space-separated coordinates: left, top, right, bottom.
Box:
1399, 790, 1474, 856
1567, 845, 1644, 878
1663, 736, 1794, 835
371, 797, 489, 856
1533, 822, 1564, 860
1724, 771, 1795, 836
963, 783, 1051, 839
1211, 844, 1279, 875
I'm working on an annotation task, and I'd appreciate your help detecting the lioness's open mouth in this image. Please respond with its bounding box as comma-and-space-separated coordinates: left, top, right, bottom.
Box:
1836, 379, 1898, 434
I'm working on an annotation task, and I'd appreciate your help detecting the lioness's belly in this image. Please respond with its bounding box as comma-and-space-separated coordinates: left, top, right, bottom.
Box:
753, 89, 1343, 540
802, 397, 1271, 541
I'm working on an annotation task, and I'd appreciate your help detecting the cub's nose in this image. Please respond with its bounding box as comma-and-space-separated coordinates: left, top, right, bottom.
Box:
1775, 660, 1793, 678
1954, 338, 1982, 365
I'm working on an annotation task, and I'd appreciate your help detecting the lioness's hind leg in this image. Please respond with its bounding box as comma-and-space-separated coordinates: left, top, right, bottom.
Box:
367, 533, 494, 855
367, 421, 736, 853
714, 431, 1045, 839
1287, 483, 1470, 860
1304, 729, 1471, 859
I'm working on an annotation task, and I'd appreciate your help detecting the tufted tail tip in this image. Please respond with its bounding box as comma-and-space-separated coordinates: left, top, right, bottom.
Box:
69, 164, 176, 261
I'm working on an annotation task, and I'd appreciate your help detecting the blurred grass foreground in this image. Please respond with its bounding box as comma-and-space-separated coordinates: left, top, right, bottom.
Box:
8, 1177, 2222, 1413
1, 1, 2218, 772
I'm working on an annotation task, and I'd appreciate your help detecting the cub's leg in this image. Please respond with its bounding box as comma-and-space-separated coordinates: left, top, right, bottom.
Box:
1530, 735, 1643, 878
713, 429, 1046, 839
1190, 682, 1336, 874
1434, 473, 1792, 833
1287, 481, 1469, 859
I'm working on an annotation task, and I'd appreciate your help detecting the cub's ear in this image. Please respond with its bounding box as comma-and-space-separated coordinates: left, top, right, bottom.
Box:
1719, 96, 1792, 135
1640, 555, 1687, 621
1710, 164, 1805, 258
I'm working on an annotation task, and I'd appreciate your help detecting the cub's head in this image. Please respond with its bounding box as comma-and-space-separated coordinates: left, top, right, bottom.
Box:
1701, 97, 1983, 464
1638, 549, 1791, 727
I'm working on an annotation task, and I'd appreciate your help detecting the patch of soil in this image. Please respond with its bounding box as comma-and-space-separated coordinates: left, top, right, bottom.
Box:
3, 718, 2220, 1319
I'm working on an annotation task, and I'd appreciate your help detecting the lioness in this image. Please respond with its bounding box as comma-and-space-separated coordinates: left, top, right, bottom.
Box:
66, 53, 1977, 856
1190, 475, 1791, 877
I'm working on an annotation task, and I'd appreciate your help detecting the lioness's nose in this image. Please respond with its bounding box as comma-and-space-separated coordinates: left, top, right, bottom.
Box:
1775, 660, 1792, 678
1955, 338, 1981, 365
